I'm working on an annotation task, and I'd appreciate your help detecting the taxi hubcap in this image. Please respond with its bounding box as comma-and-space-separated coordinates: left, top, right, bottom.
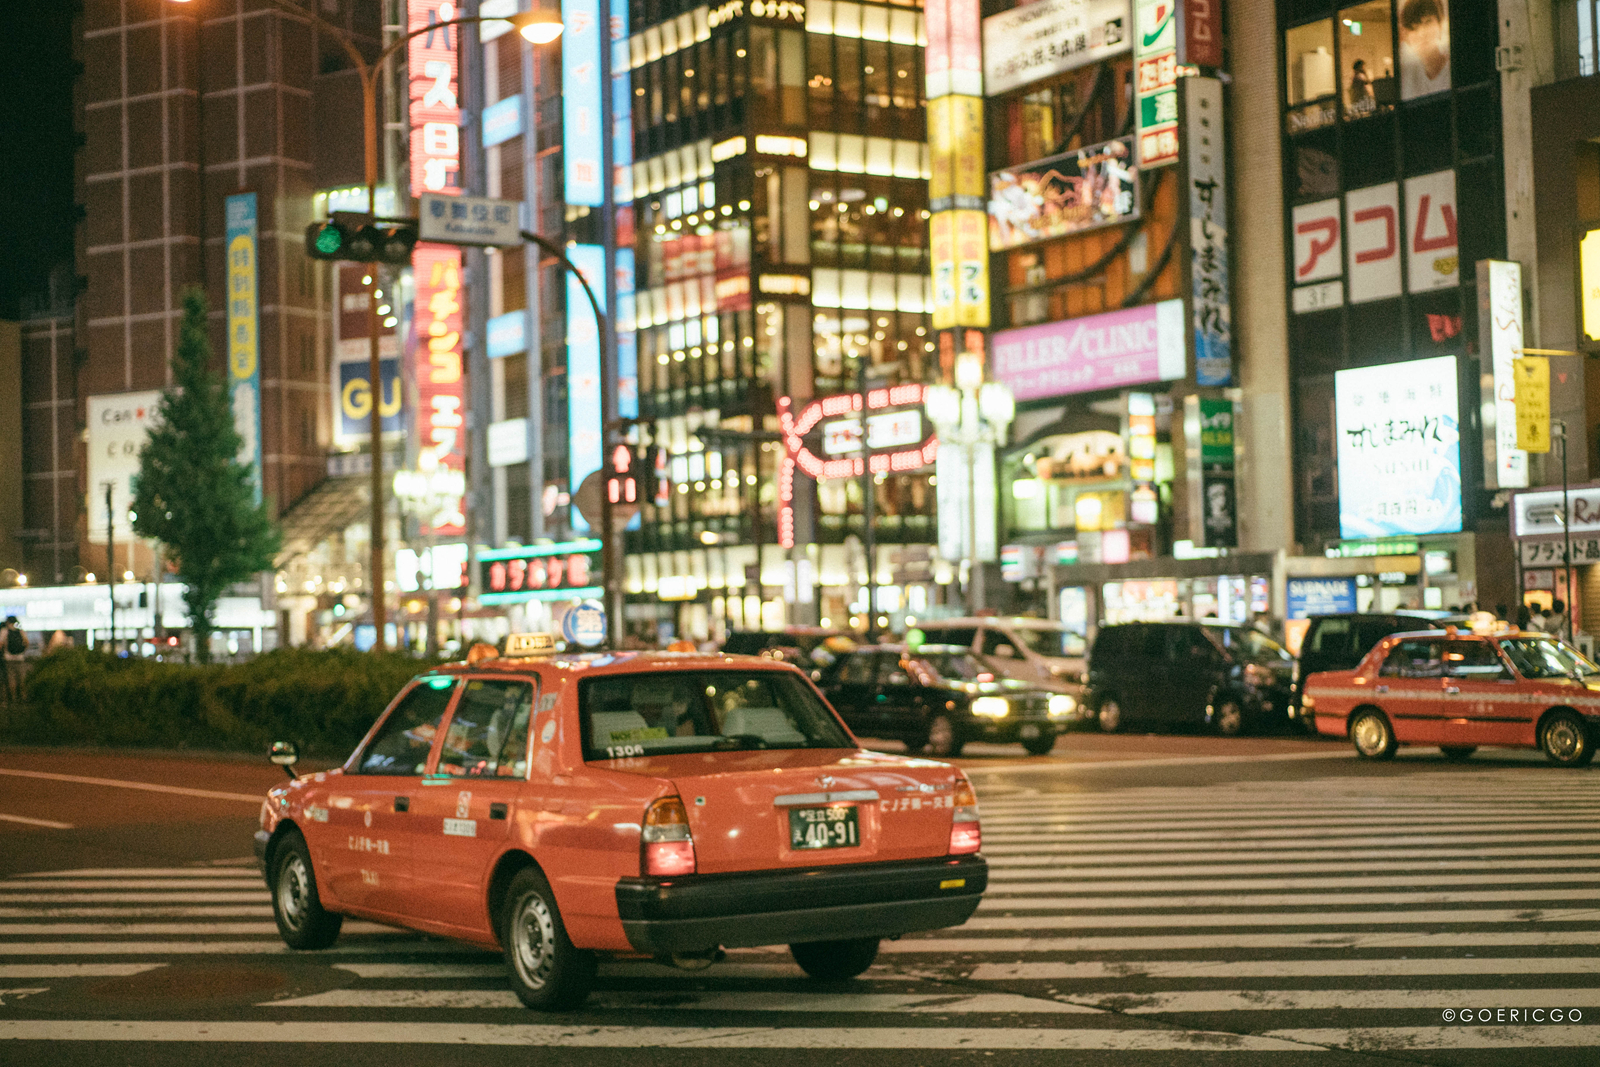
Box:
1354, 717, 1387, 754
278, 855, 310, 929
512, 893, 557, 988
1548, 721, 1583, 760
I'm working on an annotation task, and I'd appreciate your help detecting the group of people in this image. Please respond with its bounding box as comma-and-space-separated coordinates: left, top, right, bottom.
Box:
1516, 599, 1569, 637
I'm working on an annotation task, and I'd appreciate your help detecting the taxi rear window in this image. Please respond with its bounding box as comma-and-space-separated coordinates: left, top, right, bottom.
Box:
579, 670, 852, 760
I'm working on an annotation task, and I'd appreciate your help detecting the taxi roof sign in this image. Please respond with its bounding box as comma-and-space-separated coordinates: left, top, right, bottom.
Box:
506, 632, 556, 657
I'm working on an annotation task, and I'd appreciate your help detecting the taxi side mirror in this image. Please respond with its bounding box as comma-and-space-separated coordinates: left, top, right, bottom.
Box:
270, 740, 299, 779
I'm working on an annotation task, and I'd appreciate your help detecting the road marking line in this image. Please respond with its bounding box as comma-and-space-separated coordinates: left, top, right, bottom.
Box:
0, 989, 47, 1006
11, 869, 257, 878
989, 845, 1600, 865
962, 751, 1355, 772
0, 881, 266, 891
0, 769, 261, 803
963, 906, 1600, 930
265, 989, 1103, 1014
0, 938, 458, 956
1073, 988, 1600, 1014
978, 888, 1600, 910
883, 930, 1600, 952
0, 907, 276, 919
983, 832, 1600, 856
334, 963, 505, 979
984, 857, 1600, 877
1267, 1026, 1600, 1051
0, 963, 166, 978
0, 893, 269, 903
0, 1020, 1319, 1050
967, 958, 1600, 981
983, 818, 1600, 838
0, 921, 396, 936
984, 871, 1600, 890
0, 813, 73, 830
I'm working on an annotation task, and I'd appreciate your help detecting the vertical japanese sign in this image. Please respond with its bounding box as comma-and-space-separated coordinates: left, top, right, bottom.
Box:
611, 2, 637, 419
409, 1, 465, 535
1404, 169, 1458, 293
1134, 0, 1178, 167
1514, 356, 1550, 454
1184, 76, 1229, 386
408, 2, 461, 195
563, 0, 604, 207
568, 244, 606, 531
225, 193, 262, 504
1180, 0, 1221, 68
1478, 259, 1529, 487
413, 245, 467, 535
926, 0, 988, 332
1197, 396, 1236, 547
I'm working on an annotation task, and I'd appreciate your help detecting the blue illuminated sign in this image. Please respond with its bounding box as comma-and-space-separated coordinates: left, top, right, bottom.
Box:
567, 244, 606, 530
562, 0, 603, 207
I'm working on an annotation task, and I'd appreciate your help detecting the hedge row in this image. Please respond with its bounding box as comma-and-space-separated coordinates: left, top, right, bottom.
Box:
4, 648, 438, 758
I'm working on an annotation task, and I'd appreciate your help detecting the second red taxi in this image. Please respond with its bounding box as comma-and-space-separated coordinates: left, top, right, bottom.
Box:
254, 636, 987, 1009
1303, 628, 1600, 765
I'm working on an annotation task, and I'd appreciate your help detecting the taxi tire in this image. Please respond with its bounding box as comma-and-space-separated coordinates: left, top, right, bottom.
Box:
1349, 709, 1398, 761
1021, 730, 1057, 756
269, 831, 343, 951
501, 866, 596, 1010
922, 714, 964, 758
789, 936, 880, 980
1539, 710, 1596, 767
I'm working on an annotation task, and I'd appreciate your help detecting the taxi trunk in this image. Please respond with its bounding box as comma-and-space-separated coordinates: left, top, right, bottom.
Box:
615, 749, 966, 874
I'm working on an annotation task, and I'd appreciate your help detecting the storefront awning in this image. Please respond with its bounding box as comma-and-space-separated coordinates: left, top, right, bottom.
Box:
274, 475, 371, 567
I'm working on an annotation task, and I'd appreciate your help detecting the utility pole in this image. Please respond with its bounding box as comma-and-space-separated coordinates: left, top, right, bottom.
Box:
104, 482, 115, 654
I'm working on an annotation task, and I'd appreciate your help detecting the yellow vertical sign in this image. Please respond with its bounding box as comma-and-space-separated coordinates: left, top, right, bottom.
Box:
1514, 356, 1550, 453
1581, 229, 1600, 342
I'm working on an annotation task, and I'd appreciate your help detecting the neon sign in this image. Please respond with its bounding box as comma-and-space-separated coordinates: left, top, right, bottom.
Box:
777, 386, 937, 548
479, 539, 604, 604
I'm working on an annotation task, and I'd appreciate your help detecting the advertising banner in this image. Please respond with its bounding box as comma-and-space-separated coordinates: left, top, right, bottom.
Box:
1198, 396, 1236, 547
224, 192, 262, 505
1180, 0, 1222, 67
1514, 355, 1550, 454
1513, 484, 1600, 539
1292, 198, 1342, 283
988, 137, 1137, 251
567, 244, 607, 530
1334, 355, 1462, 539
337, 359, 403, 441
412, 243, 467, 535
478, 540, 604, 604
86, 391, 163, 544
1405, 169, 1458, 292
953, 209, 990, 327
1399, 2, 1450, 101
930, 212, 957, 329
408, 0, 461, 196
481, 94, 522, 147
1185, 76, 1230, 387
991, 298, 1186, 401
1345, 181, 1402, 304
562, 0, 604, 207
1134, 0, 1178, 167
1478, 259, 1528, 487
1286, 577, 1358, 618
982, 0, 1131, 96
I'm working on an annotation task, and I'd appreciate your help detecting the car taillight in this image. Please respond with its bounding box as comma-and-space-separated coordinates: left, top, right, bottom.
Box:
641, 796, 696, 876
949, 778, 981, 855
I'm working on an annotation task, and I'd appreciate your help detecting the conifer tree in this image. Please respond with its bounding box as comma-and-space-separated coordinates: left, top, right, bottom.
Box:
133, 287, 280, 662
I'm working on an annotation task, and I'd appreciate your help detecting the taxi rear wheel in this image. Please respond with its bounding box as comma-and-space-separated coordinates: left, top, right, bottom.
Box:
501, 866, 595, 1010
1021, 730, 1057, 756
1349, 709, 1398, 761
789, 936, 880, 980
269, 831, 342, 950
1540, 711, 1596, 767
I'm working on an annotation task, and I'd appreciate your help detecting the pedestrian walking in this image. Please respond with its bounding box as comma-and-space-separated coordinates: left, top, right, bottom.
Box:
2, 615, 28, 706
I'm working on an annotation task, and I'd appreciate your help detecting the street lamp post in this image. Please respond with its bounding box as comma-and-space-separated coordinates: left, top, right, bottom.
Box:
166, 1, 561, 651
924, 354, 1015, 616
394, 460, 468, 655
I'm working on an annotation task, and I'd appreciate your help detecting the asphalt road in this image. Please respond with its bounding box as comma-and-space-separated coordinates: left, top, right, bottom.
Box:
1, 734, 1597, 1065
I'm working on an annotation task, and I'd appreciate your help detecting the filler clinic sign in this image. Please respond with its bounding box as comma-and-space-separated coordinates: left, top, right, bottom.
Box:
225, 193, 262, 505
1334, 355, 1462, 539
990, 298, 1185, 401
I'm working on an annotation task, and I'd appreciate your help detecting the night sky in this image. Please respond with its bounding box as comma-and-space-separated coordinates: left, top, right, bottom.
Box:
0, 3, 77, 319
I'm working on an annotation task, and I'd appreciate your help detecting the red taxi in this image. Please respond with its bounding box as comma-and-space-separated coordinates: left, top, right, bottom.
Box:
1304, 628, 1600, 765
254, 637, 987, 1009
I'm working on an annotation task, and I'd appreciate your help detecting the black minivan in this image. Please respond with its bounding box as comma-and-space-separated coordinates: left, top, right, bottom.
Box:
1085, 622, 1295, 735
1288, 613, 1457, 729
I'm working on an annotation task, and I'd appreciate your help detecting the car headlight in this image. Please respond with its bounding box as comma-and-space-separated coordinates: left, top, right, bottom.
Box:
971, 696, 1010, 718
1048, 693, 1076, 718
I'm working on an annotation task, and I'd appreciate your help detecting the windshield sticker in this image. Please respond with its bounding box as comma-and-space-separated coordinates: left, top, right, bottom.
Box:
609, 727, 669, 743
455, 791, 472, 819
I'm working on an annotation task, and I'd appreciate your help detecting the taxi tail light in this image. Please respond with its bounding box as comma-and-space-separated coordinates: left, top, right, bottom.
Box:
949, 778, 981, 855
641, 796, 697, 876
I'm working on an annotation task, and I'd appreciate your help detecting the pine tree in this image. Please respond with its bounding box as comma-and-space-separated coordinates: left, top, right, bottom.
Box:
133, 287, 280, 662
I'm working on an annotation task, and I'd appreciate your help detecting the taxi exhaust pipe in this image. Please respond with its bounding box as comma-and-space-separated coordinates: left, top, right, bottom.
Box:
659, 948, 725, 971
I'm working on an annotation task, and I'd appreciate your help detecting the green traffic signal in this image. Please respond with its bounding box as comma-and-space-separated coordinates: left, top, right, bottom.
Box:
304, 218, 419, 264
312, 226, 343, 256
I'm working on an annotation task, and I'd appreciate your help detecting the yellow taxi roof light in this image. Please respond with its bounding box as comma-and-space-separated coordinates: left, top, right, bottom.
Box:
506, 632, 557, 657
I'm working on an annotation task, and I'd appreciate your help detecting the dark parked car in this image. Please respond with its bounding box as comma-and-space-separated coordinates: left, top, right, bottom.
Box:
722, 628, 854, 676
1085, 622, 1294, 735
1289, 613, 1459, 730
820, 645, 1078, 757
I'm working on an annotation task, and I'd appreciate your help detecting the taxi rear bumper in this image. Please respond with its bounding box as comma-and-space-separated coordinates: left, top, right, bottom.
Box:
614, 854, 987, 954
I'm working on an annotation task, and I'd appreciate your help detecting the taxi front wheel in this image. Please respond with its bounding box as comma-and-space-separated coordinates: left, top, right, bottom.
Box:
502, 866, 596, 1010
269, 831, 342, 950
790, 936, 880, 980
1349, 709, 1398, 761
1540, 710, 1596, 767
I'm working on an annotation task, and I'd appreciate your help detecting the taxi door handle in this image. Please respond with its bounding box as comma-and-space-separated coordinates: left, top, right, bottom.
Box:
394, 796, 410, 813
490, 803, 508, 820
1444, 686, 1461, 694
1375, 685, 1389, 694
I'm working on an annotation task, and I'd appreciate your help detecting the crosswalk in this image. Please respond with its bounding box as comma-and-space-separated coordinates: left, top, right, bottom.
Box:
3, 767, 1600, 1055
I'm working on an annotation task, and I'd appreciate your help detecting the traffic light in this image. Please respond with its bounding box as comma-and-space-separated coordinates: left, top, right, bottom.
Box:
304, 214, 418, 264
645, 445, 670, 507
605, 443, 639, 506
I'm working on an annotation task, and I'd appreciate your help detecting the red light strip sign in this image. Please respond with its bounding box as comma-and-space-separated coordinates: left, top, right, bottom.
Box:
776, 387, 938, 549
